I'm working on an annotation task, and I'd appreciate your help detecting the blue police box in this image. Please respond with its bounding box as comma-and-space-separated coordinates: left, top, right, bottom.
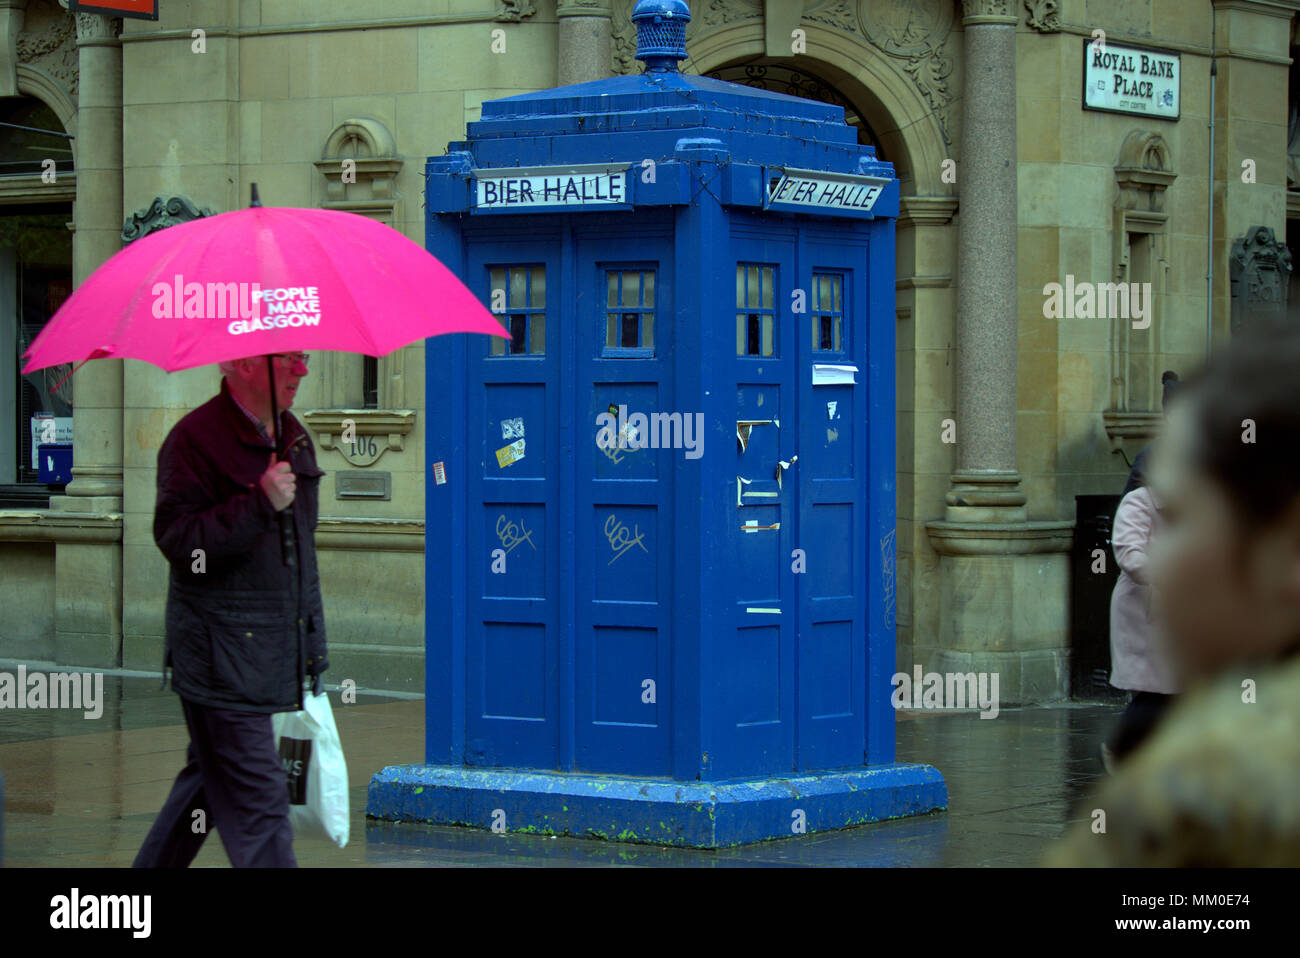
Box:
367, 0, 946, 847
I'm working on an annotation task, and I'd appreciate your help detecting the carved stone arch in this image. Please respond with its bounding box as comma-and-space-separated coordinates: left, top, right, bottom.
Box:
17, 62, 77, 162
322, 116, 396, 161
314, 117, 402, 212
683, 22, 950, 196
1117, 129, 1171, 173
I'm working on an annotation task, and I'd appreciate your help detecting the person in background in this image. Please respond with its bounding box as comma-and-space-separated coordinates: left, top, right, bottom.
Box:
1049, 323, 1300, 866
1101, 478, 1180, 771
1098, 370, 1183, 772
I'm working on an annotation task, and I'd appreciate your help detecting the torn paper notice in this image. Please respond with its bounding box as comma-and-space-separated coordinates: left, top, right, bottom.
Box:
775, 455, 798, 490
812, 363, 858, 386
737, 476, 751, 507
501, 417, 524, 440
736, 420, 773, 455
742, 520, 780, 532
827, 401, 837, 421
495, 438, 525, 468
432, 461, 447, 485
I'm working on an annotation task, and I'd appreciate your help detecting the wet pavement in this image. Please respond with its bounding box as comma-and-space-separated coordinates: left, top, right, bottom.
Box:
0, 667, 1117, 867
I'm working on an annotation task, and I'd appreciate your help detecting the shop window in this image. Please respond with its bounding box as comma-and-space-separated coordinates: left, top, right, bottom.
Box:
736, 264, 776, 357
488, 265, 546, 356
811, 272, 845, 352
1, 209, 74, 497
603, 267, 655, 355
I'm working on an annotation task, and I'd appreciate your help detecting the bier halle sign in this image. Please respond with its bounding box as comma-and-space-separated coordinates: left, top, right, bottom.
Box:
1083, 39, 1179, 120
472, 163, 631, 213
765, 167, 889, 218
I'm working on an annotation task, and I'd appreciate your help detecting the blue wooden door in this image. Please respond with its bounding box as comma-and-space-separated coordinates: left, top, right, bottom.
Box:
463, 232, 563, 768
572, 224, 675, 776
717, 224, 799, 780
795, 231, 869, 771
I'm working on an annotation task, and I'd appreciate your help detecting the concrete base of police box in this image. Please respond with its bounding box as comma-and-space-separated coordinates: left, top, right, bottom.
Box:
365, 763, 947, 848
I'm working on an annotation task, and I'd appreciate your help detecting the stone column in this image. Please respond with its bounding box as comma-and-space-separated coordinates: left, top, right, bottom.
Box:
60, 10, 123, 504
947, 0, 1023, 521
924, 0, 1073, 704
556, 0, 612, 85
49, 10, 124, 667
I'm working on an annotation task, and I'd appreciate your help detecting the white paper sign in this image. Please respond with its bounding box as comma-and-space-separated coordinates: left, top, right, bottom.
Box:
812, 364, 858, 386
31, 415, 72, 463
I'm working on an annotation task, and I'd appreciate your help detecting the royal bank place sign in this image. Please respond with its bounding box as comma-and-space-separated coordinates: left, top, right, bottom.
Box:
1083, 39, 1180, 120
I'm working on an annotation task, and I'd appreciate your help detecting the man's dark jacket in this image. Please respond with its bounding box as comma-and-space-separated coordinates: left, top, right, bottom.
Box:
154, 377, 328, 713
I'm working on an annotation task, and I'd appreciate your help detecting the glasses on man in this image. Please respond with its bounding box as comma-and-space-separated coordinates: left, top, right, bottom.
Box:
270, 352, 310, 368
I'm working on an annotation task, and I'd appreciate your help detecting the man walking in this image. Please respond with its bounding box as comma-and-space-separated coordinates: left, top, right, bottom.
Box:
134, 352, 328, 868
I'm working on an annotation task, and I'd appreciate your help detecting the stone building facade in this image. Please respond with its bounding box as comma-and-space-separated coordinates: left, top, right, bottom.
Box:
0, 0, 1295, 701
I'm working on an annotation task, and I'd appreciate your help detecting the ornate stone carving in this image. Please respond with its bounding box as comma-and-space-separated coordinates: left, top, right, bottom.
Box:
859, 0, 953, 56
855, 0, 956, 146
1024, 0, 1060, 32
74, 11, 121, 43
16, 3, 77, 96
301, 409, 417, 468
1230, 227, 1293, 335
17, 11, 73, 61
494, 0, 536, 22
697, 0, 760, 28
804, 0, 857, 34
557, 0, 612, 15
609, 0, 641, 75
960, 0, 1015, 19
121, 195, 216, 244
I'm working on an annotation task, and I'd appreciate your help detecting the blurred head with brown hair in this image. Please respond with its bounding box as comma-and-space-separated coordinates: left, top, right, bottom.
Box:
1147, 321, 1300, 680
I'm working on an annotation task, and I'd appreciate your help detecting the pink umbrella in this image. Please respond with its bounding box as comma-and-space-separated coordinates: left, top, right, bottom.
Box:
23, 186, 507, 375
23, 184, 508, 565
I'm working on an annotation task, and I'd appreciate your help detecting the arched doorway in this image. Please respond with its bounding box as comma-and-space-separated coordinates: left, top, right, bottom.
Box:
703, 59, 888, 160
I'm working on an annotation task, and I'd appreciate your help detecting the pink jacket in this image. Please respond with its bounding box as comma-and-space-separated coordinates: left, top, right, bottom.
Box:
1109, 485, 1180, 694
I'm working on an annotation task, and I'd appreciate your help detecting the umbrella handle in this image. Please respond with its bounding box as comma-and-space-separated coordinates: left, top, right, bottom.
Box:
279, 508, 296, 568
267, 354, 296, 568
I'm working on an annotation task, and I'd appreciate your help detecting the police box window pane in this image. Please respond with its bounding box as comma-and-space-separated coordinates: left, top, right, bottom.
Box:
602, 268, 655, 353
509, 267, 527, 309
529, 313, 545, 354
812, 273, 844, 353
488, 265, 545, 356
531, 265, 545, 307
736, 264, 776, 356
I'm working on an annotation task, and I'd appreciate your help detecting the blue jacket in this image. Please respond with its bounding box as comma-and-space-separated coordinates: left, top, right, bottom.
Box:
154, 377, 328, 712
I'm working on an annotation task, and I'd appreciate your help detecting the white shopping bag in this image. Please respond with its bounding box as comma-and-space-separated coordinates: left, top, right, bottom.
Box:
272, 690, 349, 848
